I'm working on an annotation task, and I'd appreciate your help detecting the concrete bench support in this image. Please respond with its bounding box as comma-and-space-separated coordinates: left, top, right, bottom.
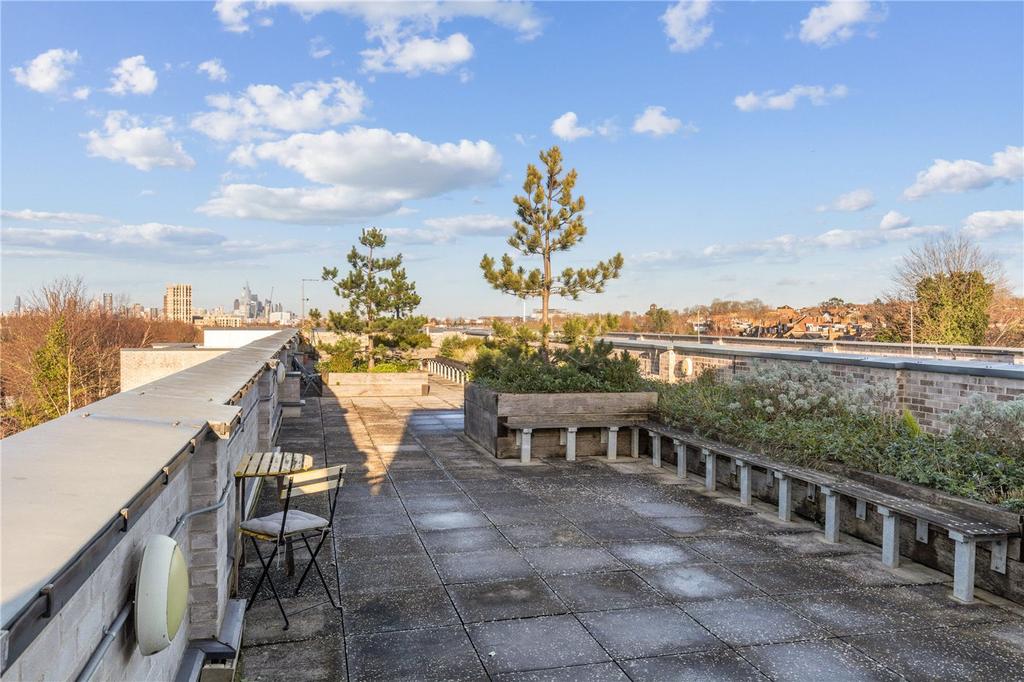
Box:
649, 432, 661, 468
736, 460, 751, 505
916, 519, 929, 543
673, 440, 687, 479
948, 530, 976, 603
566, 427, 577, 462
774, 472, 791, 521
606, 427, 619, 461
520, 428, 532, 464
855, 499, 867, 520
878, 506, 900, 568
631, 427, 639, 458
989, 538, 1007, 574
703, 449, 716, 492
822, 487, 840, 543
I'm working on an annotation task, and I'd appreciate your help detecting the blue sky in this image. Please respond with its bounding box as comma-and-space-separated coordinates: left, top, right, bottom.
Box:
2, 1, 1022, 318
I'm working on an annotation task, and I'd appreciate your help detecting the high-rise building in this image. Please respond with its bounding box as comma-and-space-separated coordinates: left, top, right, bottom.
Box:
163, 284, 193, 322
13, 296, 22, 316
102, 292, 114, 313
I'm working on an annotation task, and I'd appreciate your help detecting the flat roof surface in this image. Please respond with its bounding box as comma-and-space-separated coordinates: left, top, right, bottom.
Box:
0, 329, 296, 624
238, 379, 1024, 681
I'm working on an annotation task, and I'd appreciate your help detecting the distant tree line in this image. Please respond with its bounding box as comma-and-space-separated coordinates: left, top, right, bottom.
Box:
0, 277, 199, 437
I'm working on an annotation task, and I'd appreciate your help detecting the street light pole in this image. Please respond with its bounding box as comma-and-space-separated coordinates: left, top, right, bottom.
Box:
301, 277, 319, 322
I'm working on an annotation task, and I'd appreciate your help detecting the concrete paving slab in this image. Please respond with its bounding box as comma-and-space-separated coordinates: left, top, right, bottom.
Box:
577, 519, 670, 542
642, 564, 762, 602
683, 597, 828, 647
726, 560, 857, 595
338, 554, 440, 594
336, 512, 415, 537
402, 493, 480, 514
337, 532, 426, 562
501, 524, 596, 548
738, 638, 900, 681
433, 548, 538, 584
484, 507, 567, 527
546, 571, 667, 612
607, 541, 706, 569
523, 546, 627, 575
577, 605, 723, 658
492, 662, 629, 682
341, 586, 459, 635
617, 648, 766, 681
467, 615, 610, 675
411, 510, 493, 531
419, 526, 512, 554
448, 576, 567, 622
346, 625, 487, 681
239, 634, 346, 681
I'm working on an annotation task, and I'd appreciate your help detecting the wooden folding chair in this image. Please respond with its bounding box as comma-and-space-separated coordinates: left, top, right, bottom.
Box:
240, 465, 345, 629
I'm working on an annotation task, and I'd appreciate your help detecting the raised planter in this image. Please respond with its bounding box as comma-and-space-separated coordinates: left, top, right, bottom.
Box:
325, 371, 429, 397
464, 382, 657, 458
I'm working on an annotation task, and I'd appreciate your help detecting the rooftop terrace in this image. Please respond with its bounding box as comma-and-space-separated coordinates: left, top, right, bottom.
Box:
237, 377, 1024, 681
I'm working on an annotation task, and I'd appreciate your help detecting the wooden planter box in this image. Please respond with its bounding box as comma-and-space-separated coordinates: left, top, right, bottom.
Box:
325, 371, 429, 397
464, 382, 657, 458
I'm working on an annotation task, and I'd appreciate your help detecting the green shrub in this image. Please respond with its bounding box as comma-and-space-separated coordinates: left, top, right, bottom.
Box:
316, 336, 420, 374
470, 340, 644, 393
655, 363, 1024, 509
439, 335, 484, 362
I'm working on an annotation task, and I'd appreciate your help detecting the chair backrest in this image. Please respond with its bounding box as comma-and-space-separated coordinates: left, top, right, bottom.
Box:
278, 465, 346, 529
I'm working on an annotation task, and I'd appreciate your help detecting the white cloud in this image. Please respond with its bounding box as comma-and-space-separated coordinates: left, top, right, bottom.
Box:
84, 111, 195, 171
72, 86, 91, 100
1, 208, 108, 224
632, 106, 693, 137
551, 112, 593, 141
903, 145, 1024, 200
309, 36, 332, 59
817, 187, 875, 212
363, 33, 474, 75
661, 1, 713, 53
734, 84, 848, 112
201, 127, 501, 224
799, 0, 879, 47
191, 78, 368, 142
214, 1, 542, 76
198, 58, 229, 82
10, 48, 79, 94
633, 216, 944, 267
961, 210, 1024, 239
107, 55, 158, 95
879, 210, 912, 231
387, 213, 509, 245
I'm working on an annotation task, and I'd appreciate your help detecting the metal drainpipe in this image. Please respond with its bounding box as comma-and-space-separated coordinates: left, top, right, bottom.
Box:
74, 480, 233, 682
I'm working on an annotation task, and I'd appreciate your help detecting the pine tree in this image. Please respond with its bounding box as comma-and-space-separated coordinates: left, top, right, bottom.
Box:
322, 228, 425, 370
480, 146, 623, 350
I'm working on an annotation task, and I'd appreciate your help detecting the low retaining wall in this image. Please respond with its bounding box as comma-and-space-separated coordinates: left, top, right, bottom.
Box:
639, 432, 1024, 604
464, 383, 657, 458
325, 371, 429, 397
608, 338, 1024, 434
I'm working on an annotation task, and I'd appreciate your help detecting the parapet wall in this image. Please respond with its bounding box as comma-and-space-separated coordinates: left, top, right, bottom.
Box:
608, 338, 1024, 434
1, 329, 300, 681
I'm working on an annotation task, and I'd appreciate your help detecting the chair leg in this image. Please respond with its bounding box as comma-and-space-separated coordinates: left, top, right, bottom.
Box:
246, 538, 289, 630
300, 535, 338, 608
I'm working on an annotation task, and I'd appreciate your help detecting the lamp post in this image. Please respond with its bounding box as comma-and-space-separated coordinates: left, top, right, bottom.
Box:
300, 278, 319, 322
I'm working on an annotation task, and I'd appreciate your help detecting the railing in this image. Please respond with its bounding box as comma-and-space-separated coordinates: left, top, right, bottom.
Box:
423, 357, 469, 384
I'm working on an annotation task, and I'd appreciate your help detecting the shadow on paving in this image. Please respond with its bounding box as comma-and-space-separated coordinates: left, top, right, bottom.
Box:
237, 378, 1024, 682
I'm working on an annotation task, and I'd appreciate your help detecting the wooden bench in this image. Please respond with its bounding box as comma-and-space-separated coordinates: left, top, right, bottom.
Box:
638, 420, 1019, 603
504, 415, 647, 463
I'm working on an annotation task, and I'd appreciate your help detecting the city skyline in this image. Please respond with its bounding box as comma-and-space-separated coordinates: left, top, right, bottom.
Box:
2, 1, 1022, 318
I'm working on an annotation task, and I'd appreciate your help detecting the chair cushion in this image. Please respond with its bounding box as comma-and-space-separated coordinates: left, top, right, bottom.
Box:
241, 509, 328, 538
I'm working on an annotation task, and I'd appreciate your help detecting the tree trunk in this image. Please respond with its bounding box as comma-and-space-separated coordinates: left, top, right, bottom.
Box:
367, 334, 375, 370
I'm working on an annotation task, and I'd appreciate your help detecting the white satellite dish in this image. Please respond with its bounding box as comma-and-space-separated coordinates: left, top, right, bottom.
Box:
135, 535, 188, 655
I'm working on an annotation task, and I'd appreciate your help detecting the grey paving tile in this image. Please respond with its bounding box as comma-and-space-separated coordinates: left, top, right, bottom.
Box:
420, 526, 512, 554
433, 548, 538, 584
577, 519, 669, 542
337, 532, 425, 562
578, 605, 723, 658
819, 554, 945, 589
338, 554, 440, 593
402, 493, 479, 514
726, 560, 855, 595
346, 625, 487, 681
485, 507, 566, 527
411, 510, 492, 531
523, 546, 626, 575
240, 634, 346, 681
502, 524, 597, 548
685, 535, 790, 563
336, 512, 414, 537
341, 586, 459, 635
546, 571, 666, 612
624, 501, 707, 518
739, 639, 901, 681
243, 599, 342, 646
396, 480, 465, 497
683, 597, 827, 647
467, 615, 610, 675
618, 648, 766, 681
448, 577, 567, 622
471, 490, 546, 509
606, 541, 705, 569
844, 622, 1024, 681
642, 564, 761, 602
493, 663, 630, 682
